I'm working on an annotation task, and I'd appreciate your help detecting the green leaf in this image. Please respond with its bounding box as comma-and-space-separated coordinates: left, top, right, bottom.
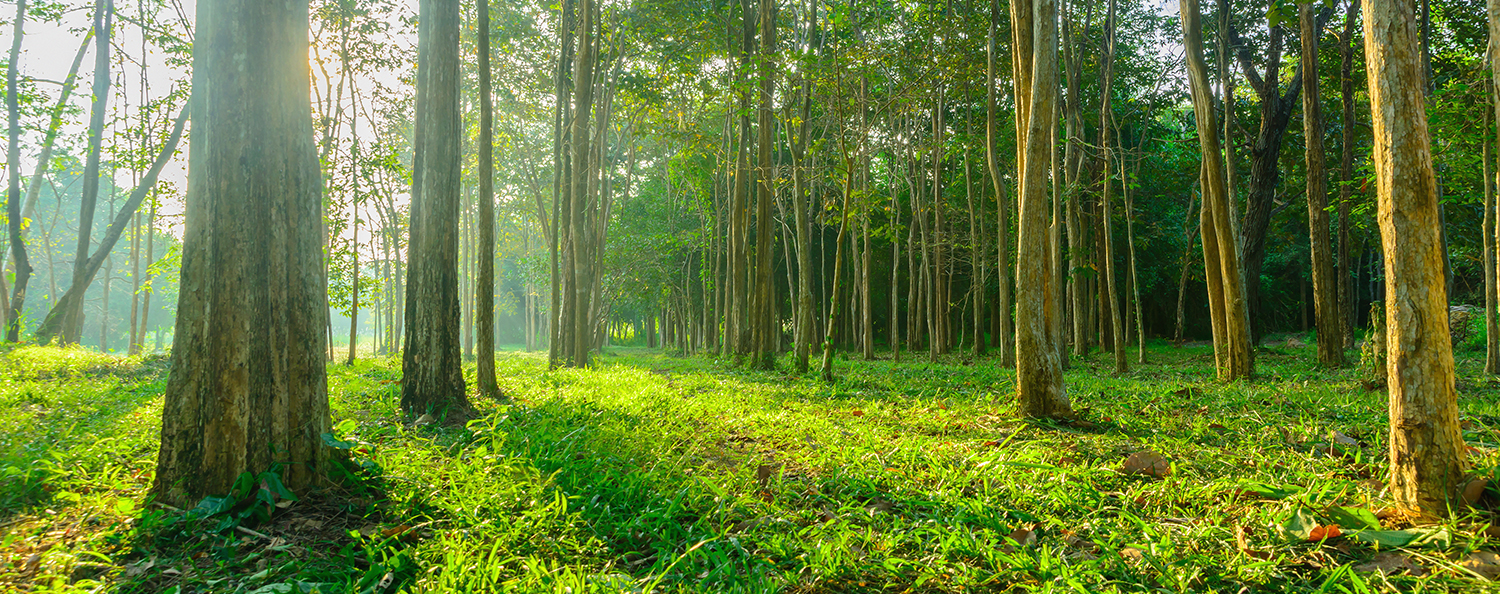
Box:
1278, 506, 1318, 540
1325, 506, 1380, 530
1237, 481, 1300, 500
1345, 529, 1420, 548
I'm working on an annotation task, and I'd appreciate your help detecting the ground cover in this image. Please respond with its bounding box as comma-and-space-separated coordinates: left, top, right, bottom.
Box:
2, 340, 1500, 592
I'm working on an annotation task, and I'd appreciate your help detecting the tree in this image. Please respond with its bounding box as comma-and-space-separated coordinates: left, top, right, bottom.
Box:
1368, 0, 1463, 516
1013, 0, 1069, 417
1100, 0, 1126, 374
402, 0, 472, 418
1301, 0, 1344, 366
475, 0, 500, 397
985, 0, 1013, 367
750, 0, 778, 369
1182, 0, 1253, 380
153, 0, 330, 505
4, 0, 29, 343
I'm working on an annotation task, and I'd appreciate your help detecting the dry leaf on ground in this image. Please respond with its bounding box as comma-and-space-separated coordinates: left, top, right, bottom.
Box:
1459, 550, 1500, 580
1119, 451, 1171, 478
1463, 479, 1489, 506
1353, 552, 1426, 576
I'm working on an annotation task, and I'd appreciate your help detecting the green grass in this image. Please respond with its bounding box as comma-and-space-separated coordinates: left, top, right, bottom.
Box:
4, 338, 1500, 592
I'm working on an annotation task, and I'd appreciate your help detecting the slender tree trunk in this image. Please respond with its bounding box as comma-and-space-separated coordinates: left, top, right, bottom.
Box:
4, 0, 29, 343
34, 110, 188, 345
402, 0, 472, 417
59, 0, 115, 344
1302, 1, 1345, 366
1489, 49, 1500, 373
1176, 187, 1201, 343
1100, 0, 1126, 374
153, 0, 329, 505
1183, 0, 1254, 380
987, 0, 1014, 366
820, 168, 856, 382
476, 0, 499, 395
1014, 0, 1068, 417
1339, 0, 1361, 349
1370, 0, 1464, 517
751, 0, 778, 369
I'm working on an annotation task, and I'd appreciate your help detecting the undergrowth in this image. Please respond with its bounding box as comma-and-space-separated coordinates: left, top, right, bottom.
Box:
3, 338, 1500, 592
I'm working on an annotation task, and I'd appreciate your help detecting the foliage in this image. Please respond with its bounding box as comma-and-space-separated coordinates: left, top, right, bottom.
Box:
8, 343, 1500, 591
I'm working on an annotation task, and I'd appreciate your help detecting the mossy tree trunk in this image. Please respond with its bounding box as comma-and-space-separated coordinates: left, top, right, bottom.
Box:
402, 0, 472, 417
153, 0, 329, 505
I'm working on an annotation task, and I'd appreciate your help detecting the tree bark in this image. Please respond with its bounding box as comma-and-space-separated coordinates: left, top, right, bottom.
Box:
153, 0, 329, 505
1014, 0, 1068, 417
751, 0, 778, 369
57, 0, 115, 344
4, 0, 29, 343
475, 0, 499, 396
1101, 0, 1126, 374
1302, 2, 1345, 366
1184, 0, 1254, 380
1488, 0, 1500, 373
987, 0, 1014, 366
402, 0, 472, 417
1339, 0, 1361, 349
1369, 0, 1465, 517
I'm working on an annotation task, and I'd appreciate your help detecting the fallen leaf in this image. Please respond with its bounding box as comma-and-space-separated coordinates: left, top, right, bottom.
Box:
1120, 450, 1172, 478
756, 464, 780, 489
864, 499, 894, 516
1006, 524, 1037, 547
1330, 431, 1360, 446
22, 553, 40, 575
413, 414, 435, 427
1464, 479, 1489, 506
1459, 550, 1500, 580
381, 524, 411, 538
1120, 547, 1147, 563
1353, 552, 1425, 576
1308, 524, 1343, 541
850, 410, 864, 417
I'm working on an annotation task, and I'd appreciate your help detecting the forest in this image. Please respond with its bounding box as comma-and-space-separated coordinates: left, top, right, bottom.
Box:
2, 0, 1500, 589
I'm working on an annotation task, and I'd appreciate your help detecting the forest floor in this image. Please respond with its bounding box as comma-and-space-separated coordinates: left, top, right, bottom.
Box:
4, 339, 1500, 592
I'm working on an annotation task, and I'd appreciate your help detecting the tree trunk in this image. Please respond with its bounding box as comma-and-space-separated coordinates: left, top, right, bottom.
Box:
1370, 0, 1464, 517
4, 0, 29, 343
1488, 6, 1500, 373
402, 0, 472, 417
751, 0, 777, 369
34, 110, 188, 345
1183, 0, 1254, 380
153, 0, 329, 505
1302, 2, 1345, 366
1339, 0, 1361, 349
58, 0, 115, 344
1101, 0, 1126, 374
1014, 0, 1068, 417
476, 0, 499, 395
987, 0, 1014, 366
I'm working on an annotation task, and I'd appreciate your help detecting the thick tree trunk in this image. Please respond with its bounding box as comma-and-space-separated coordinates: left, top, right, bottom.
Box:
476, 0, 499, 395
1184, 0, 1254, 380
402, 0, 472, 417
1302, 3, 1345, 366
154, 0, 329, 505
1369, 0, 1465, 517
1014, 0, 1068, 417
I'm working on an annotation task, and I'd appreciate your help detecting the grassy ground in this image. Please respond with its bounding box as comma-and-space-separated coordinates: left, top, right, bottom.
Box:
3, 338, 1500, 592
